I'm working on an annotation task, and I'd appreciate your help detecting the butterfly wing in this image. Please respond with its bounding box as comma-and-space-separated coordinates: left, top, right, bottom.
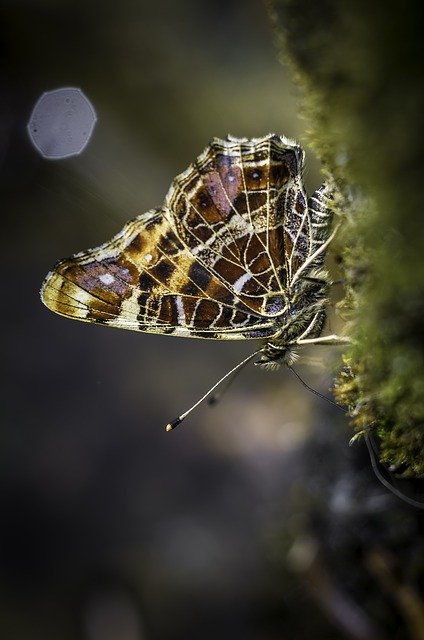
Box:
283, 177, 333, 285
41, 207, 276, 340
166, 134, 306, 318
41, 134, 330, 340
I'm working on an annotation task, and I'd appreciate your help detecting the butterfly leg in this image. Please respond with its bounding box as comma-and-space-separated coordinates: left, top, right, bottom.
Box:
297, 334, 351, 346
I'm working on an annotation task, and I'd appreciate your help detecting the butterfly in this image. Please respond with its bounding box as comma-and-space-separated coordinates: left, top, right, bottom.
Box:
41, 134, 347, 429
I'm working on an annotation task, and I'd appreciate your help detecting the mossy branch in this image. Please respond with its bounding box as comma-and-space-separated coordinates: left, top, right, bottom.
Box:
268, 0, 424, 476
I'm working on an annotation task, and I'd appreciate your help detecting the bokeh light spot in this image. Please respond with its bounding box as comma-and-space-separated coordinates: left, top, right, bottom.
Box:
27, 87, 97, 159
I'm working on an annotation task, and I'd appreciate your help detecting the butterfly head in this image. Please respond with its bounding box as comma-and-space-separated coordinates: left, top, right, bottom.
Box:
256, 340, 300, 370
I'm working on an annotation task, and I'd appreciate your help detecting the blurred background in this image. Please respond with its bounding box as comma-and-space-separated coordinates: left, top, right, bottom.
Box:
2, 1, 423, 639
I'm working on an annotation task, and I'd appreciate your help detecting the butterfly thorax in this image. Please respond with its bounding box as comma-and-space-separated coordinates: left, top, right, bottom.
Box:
258, 276, 329, 369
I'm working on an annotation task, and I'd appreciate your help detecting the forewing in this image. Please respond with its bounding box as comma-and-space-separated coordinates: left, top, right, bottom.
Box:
165, 135, 304, 317
41, 208, 276, 340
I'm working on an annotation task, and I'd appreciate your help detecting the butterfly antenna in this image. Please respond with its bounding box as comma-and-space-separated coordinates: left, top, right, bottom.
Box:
208, 353, 253, 406
165, 349, 263, 431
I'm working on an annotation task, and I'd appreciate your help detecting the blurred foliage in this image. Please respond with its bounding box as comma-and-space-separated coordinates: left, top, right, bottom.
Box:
268, 0, 424, 477
265, 423, 424, 640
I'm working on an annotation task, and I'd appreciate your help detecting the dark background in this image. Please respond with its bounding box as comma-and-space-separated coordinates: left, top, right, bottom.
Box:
2, 2, 417, 639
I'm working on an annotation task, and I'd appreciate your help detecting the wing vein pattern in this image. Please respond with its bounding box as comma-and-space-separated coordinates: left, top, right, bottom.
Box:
41, 134, 333, 341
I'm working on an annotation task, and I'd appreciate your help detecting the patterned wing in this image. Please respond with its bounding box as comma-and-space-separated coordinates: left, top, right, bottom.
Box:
41, 134, 331, 340
165, 134, 306, 318
282, 177, 333, 285
41, 208, 276, 340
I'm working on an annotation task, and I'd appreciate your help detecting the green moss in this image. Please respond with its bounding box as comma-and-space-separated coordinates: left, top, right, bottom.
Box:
268, 0, 424, 476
